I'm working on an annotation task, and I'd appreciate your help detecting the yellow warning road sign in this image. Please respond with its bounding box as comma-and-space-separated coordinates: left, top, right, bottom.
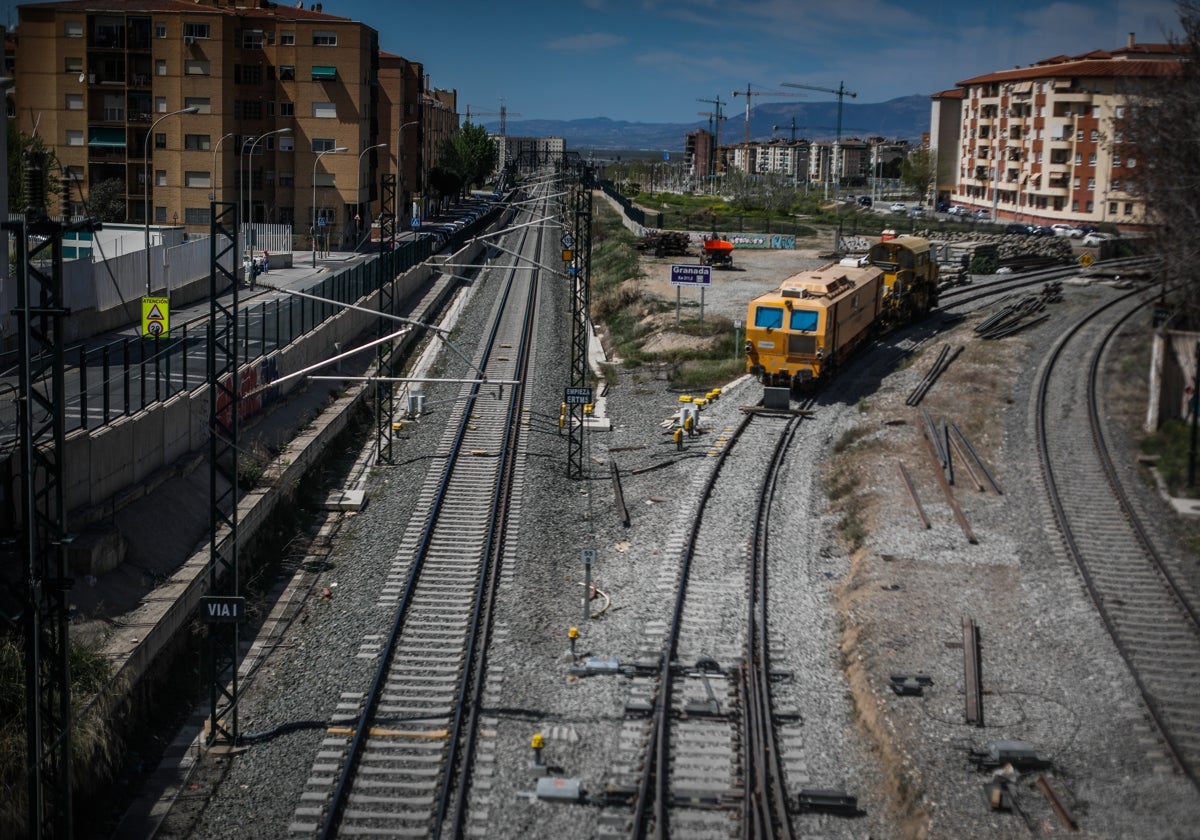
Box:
142, 296, 170, 338
1078, 252, 1094, 268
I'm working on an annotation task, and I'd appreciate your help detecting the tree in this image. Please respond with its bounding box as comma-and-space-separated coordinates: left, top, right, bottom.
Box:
436, 121, 498, 196
900, 146, 936, 203
426, 165, 462, 210
85, 178, 126, 222
7, 125, 62, 216
1117, 1, 1200, 326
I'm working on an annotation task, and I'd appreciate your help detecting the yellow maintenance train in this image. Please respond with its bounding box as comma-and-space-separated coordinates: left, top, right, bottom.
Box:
744, 235, 939, 390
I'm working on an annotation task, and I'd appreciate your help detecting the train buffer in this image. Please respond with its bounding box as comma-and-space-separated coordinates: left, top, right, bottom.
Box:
796, 789, 861, 817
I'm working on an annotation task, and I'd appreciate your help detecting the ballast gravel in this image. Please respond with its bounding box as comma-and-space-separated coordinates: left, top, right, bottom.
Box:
152, 247, 1200, 840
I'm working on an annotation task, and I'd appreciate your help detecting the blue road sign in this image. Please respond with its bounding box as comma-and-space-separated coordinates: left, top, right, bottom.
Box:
411, 217, 421, 230
670, 264, 712, 286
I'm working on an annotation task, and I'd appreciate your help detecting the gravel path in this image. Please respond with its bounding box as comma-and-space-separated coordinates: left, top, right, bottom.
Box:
149, 246, 1200, 839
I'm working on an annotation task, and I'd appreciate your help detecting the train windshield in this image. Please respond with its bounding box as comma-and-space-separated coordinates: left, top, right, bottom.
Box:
754, 306, 784, 329
789, 309, 818, 331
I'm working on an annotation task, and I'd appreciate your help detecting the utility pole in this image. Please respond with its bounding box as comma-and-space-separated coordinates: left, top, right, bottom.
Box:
780, 80, 857, 196
730, 84, 804, 174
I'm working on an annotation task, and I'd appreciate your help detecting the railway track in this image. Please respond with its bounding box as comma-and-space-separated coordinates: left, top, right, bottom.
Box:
286, 181, 551, 838
1036, 287, 1200, 790
598, 406, 807, 838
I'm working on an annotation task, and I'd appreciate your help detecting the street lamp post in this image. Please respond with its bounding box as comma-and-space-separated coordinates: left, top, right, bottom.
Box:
312, 145, 348, 267
144, 105, 198, 297
210, 131, 235, 201
245, 127, 291, 284
356, 142, 387, 250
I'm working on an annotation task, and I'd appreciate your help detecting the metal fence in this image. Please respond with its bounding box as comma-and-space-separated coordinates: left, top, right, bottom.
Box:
58, 236, 432, 433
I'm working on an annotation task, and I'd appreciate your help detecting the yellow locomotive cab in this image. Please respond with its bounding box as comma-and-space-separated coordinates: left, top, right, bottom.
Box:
746, 236, 939, 391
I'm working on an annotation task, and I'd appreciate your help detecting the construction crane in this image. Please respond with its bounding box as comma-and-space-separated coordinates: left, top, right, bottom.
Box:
697, 95, 727, 187
464, 102, 522, 137
780, 80, 857, 195
730, 84, 805, 173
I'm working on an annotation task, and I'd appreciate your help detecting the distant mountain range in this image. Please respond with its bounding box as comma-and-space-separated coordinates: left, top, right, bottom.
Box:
481, 95, 931, 153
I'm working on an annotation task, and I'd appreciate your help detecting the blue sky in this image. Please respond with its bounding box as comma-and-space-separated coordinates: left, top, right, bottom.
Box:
342, 0, 1184, 124
9, 0, 1184, 124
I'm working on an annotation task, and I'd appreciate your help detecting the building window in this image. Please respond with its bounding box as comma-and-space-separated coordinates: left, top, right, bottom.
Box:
279, 172, 294, 186
1115, 105, 1125, 118
312, 102, 336, 119
280, 31, 295, 45
1075, 129, 1083, 141
312, 30, 337, 46
155, 131, 167, 149
1074, 152, 1082, 165
1112, 179, 1121, 192
279, 65, 295, 81
183, 23, 210, 39
279, 136, 295, 152
185, 207, 210, 225
184, 97, 211, 114
65, 57, 82, 74
65, 93, 83, 110
312, 138, 336, 152
1086, 200, 1093, 212
280, 102, 295, 117
155, 206, 167, 223
235, 101, 264, 120
242, 30, 264, 49
1124, 203, 1133, 215
279, 206, 294, 225
156, 59, 167, 76
1089, 153, 1096, 166
155, 22, 167, 39
1073, 177, 1080, 190
66, 166, 84, 182
185, 171, 210, 188
64, 21, 82, 37
1071, 200, 1078, 212
185, 134, 211, 151
266, 31, 276, 46
154, 171, 166, 187
1109, 201, 1117, 215
1087, 177, 1094, 191
1090, 129, 1099, 142
66, 129, 84, 146
185, 60, 209, 76
235, 64, 264, 85
267, 101, 275, 117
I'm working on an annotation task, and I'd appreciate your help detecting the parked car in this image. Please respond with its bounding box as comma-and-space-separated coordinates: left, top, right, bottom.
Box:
1051, 224, 1082, 238
973, 210, 992, 220
1082, 231, 1118, 246
1076, 223, 1098, 235
1005, 223, 1032, 235
947, 206, 969, 216
935, 201, 950, 213
909, 205, 925, 216
890, 202, 907, 213
858, 195, 873, 207
1029, 225, 1056, 237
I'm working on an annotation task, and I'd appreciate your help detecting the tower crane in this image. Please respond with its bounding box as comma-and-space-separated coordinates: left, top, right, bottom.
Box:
730, 83, 805, 173
697, 95, 727, 186
780, 80, 857, 195
464, 103, 522, 137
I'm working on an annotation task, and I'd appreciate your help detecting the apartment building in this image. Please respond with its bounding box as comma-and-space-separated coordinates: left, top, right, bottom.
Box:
934, 34, 1185, 229
13, 0, 435, 247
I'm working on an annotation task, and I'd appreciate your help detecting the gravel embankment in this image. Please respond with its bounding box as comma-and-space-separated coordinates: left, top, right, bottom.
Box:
151, 244, 1200, 840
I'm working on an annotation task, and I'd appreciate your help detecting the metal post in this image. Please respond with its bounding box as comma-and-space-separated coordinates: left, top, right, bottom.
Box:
1189, 340, 1199, 487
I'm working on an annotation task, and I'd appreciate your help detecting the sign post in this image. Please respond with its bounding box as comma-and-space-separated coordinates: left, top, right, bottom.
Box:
580, 548, 596, 624
141, 296, 170, 338
669, 264, 712, 327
